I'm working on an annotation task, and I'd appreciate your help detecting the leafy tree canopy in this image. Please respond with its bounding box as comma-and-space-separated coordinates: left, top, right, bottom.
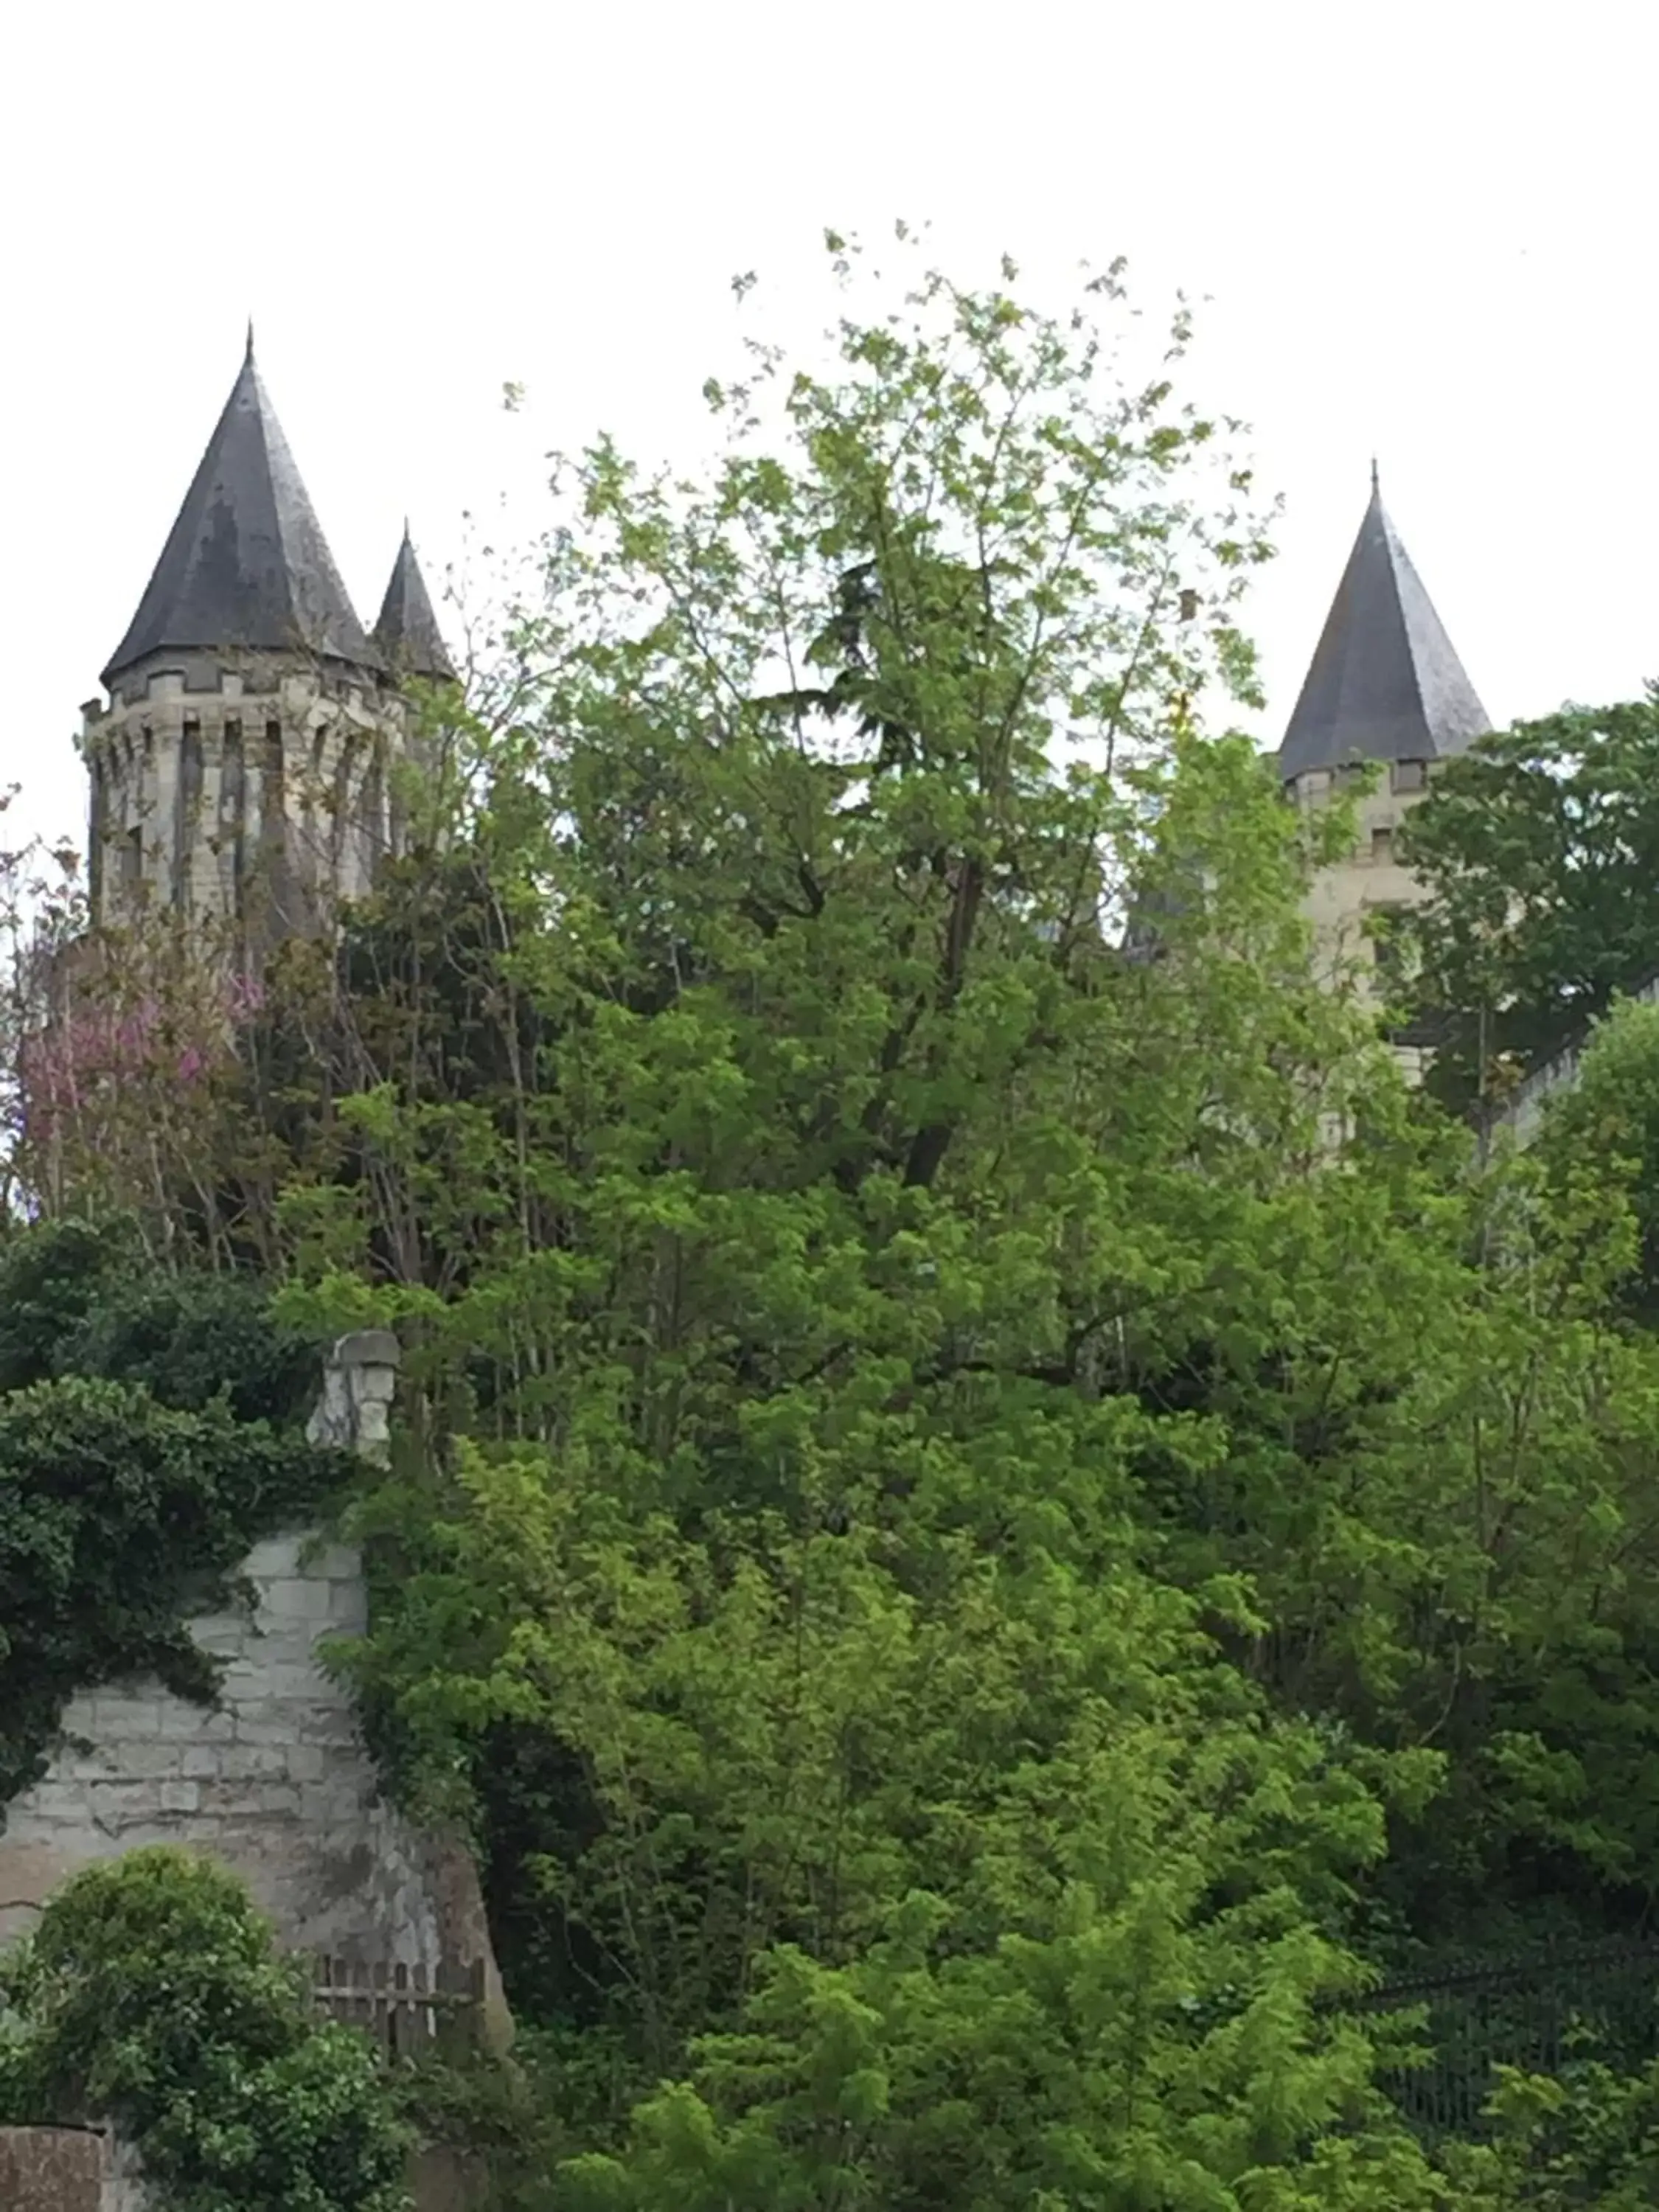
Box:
17, 229, 1659, 2206
1395, 693, 1659, 1112
241, 236, 1652, 2197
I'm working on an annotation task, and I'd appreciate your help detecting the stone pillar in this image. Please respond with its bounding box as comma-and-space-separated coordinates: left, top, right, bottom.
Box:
305, 1331, 514, 2056
305, 1329, 400, 1461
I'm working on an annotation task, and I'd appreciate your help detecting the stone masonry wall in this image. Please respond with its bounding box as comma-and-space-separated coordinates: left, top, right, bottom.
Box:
1293, 761, 1436, 1088
82, 658, 405, 934
0, 1528, 441, 1961
0, 2124, 148, 2212
0, 2126, 105, 2212
0, 1335, 451, 1975
0, 1332, 506, 2207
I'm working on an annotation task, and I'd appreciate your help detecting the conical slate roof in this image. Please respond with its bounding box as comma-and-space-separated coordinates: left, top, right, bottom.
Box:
1277, 471, 1489, 781
372, 526, 456, 681
102, 336, 378, 687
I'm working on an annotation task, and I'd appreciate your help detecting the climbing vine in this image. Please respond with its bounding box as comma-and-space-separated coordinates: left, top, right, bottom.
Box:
0, 1214, 350, 1809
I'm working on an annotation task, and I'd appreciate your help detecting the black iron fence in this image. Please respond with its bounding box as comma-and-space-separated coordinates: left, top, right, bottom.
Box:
1335, 1935, 1659, 2140
306, 1939, 1659, 2132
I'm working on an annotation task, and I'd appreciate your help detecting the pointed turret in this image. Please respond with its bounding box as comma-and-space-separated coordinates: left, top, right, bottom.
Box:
372, 526, 456, 681
1278, 470, 1488, 782
102, 338, 378, 688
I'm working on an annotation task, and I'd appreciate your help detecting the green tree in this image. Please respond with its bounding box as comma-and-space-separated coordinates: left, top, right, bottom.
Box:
0, 1848, 411, 2212
1530, 995, 1659, 1324
1439, 2058, 1659, 2210
32, 227, 1659, 2202
1395, 694, 1659, 1112
245, 232, 1455, 2199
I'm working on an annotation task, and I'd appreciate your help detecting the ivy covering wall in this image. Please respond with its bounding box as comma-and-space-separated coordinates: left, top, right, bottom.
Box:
0, 1217, 351, 1807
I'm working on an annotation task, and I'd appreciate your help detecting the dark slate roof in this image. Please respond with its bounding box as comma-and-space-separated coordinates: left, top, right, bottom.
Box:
102, 337, 378, 686
1277, 470, 1489, 781
372, 526, 456, 681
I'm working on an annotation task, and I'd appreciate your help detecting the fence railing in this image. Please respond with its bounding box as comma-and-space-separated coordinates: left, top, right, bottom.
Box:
309, 1937, 1659, 2129
1334, 1935, 1659, 2140
309, 1954, 484, 2059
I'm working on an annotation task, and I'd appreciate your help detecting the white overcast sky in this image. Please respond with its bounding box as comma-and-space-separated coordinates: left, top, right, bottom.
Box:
4, 0, 1654, 859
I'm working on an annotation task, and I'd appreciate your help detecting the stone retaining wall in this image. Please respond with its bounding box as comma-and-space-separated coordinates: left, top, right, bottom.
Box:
0, 2126, 487, 2211
0, 1525, 442, 1961
0, 1335, 507, 2045
0, 2126, 145, 2212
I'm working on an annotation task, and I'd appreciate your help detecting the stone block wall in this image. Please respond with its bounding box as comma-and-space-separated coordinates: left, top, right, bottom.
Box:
0, 2124, 495, 2212
0, 1526, 441, 1961
0, 1335, 504, 2032
0, 2126, 103, 2212
0, 2126, 146, 2212
1290, 759, 1436, 1088
82, 657, 406, 934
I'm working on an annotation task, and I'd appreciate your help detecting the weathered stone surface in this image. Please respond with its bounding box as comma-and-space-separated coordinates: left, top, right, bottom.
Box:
103, 2135, 149, 2212
0, 2124, 142, 2212
305, 1334, 399, 1463
0, 1520, 442, 1961
411, 2143, 493, 2212
0, 1335, 509, 2056
0, 2126, 491, 2211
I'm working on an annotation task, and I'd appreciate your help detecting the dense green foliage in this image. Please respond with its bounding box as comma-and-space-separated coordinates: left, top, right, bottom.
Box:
1533, 998, 1659, 1328
0, 1848, 411, 2212
250, 242, 1659, 2199
1396, 693, 1659, 1109
1443, 2058, 1659, 2209
0, 1217, 346, 1801
14, 233, 1659, 2205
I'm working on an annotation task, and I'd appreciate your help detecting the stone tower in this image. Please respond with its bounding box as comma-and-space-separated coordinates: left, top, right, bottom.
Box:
78, 335, 453, 949
1278, 468, 1489, 1056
